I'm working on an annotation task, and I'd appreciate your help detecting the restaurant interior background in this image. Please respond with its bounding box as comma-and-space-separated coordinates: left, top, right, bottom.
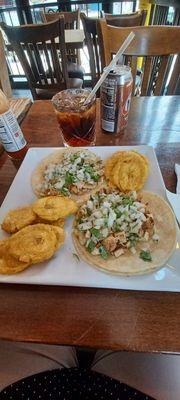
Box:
0, 0, 179, 97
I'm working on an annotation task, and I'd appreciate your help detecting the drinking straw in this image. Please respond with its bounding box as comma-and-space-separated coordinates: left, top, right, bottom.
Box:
84, 31, 135, 104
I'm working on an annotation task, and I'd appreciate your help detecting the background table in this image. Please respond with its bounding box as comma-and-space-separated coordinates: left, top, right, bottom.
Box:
65, 29, 84, 50
0, 96, 180, 353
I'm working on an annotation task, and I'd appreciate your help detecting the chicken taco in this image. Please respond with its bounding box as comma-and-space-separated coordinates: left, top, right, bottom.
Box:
72, 189, 177, 275
31, 148, 104, 203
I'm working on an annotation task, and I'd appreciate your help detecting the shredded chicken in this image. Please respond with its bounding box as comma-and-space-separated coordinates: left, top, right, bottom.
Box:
142, 215, 154, 233
114, 231, 127, 244
103, 235, 117, 252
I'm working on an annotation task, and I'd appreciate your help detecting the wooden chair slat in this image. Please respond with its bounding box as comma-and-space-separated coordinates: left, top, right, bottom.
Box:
42, 41, 55, 84
32, 43, 45, 79
0, 31, 12, 98
154, 55, 169, 95
130, 56, 138, 95
81, 13, 101, 87
166, 54, 180, 95
93, 35, 100, 77
25, 42, 41, 83
141, 57, 152, 96
50, 38, 63, 84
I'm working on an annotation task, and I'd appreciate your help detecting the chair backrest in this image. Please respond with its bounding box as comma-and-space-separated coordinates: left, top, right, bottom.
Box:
81, 13, 101, 87
1, 18, 70, 99
100, 10, 139, 18
43, 9, 80, 30
0, 30, 12, 98
97, 21, 180, 96
101, 10, 147, 27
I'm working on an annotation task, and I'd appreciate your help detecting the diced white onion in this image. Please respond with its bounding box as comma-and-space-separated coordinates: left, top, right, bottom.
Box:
78, 221, 92, 230
152, 233, 159, 241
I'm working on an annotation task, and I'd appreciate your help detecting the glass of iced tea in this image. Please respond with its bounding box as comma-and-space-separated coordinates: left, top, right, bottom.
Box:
52, 89, 96, 147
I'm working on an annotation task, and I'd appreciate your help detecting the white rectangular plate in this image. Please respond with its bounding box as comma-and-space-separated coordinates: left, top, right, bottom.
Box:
0, 146, 179, 292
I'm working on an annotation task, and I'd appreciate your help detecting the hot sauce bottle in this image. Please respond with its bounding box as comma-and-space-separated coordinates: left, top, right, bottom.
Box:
0, 90, 28, 159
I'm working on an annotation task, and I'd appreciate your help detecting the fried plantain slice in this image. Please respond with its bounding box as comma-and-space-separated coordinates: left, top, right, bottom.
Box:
104, 151, 124, 183
0, 239, 30, 275
34, 216, 65, 228
50, 226, 65, 250
0, 254, 30, 275
0, 238, 10, 256
131, 151, 149, 167
1, 206, 37, 234
33, 196, 78, 221
112, 151, 149, 192
8, 224, 59, 264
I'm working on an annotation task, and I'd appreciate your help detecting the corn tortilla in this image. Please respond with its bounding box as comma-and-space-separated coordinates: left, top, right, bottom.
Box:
31, 148, 104, 203
72, 191, 177, 276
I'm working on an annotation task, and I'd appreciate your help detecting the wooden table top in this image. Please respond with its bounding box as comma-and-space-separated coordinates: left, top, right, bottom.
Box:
0, 96, 180, 353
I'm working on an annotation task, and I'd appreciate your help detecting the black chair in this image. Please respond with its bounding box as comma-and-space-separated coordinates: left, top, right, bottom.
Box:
1, 18, 83, 100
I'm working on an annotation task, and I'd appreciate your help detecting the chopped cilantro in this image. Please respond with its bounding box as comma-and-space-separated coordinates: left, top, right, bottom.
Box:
139, 250, 152, 262
84, 166, 93, 174
128, 233, 139, 240
128, 233, 139, 246
87, 240, 96, 253
92, 174, 99, 182
99, 245, 109, 260
114, 223, 120, 232
122, 197, 134, 206
65, 172, 75, 185
123, 211, 129, 217
84, 166, 99, 182
115, 210, 122, 218
71, 154, 79, 162
60, 187, 69, 196
90, 228, 101, 239
104, 217, 108, 227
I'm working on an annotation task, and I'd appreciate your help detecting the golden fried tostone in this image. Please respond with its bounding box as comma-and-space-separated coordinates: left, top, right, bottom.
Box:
105, 150, 149, 192
35, 217, 65, 228
104, 151, 124, 184
51, 226, 65, 250
33, 196, 78, 221
8, 224, 64, 264
0, 239, 30, 274
1, 206, 37, 233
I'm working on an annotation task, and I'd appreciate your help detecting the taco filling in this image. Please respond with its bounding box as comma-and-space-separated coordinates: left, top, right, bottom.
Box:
74, 189, 160, 261
39, 150, 104, 197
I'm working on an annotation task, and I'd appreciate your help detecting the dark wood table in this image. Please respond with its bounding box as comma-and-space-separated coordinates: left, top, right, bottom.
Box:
0, 96, 180, 353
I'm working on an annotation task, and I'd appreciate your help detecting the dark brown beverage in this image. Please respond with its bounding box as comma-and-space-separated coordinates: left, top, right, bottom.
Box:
52, 89, 96, 147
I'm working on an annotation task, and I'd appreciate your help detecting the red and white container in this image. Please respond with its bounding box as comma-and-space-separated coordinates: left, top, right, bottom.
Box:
100, 65, 133, 134
0, 89, 28, 159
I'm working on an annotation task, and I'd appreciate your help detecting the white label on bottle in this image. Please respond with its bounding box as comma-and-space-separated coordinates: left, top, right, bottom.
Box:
101, 119, 115, 132
0, 109, 26, 152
